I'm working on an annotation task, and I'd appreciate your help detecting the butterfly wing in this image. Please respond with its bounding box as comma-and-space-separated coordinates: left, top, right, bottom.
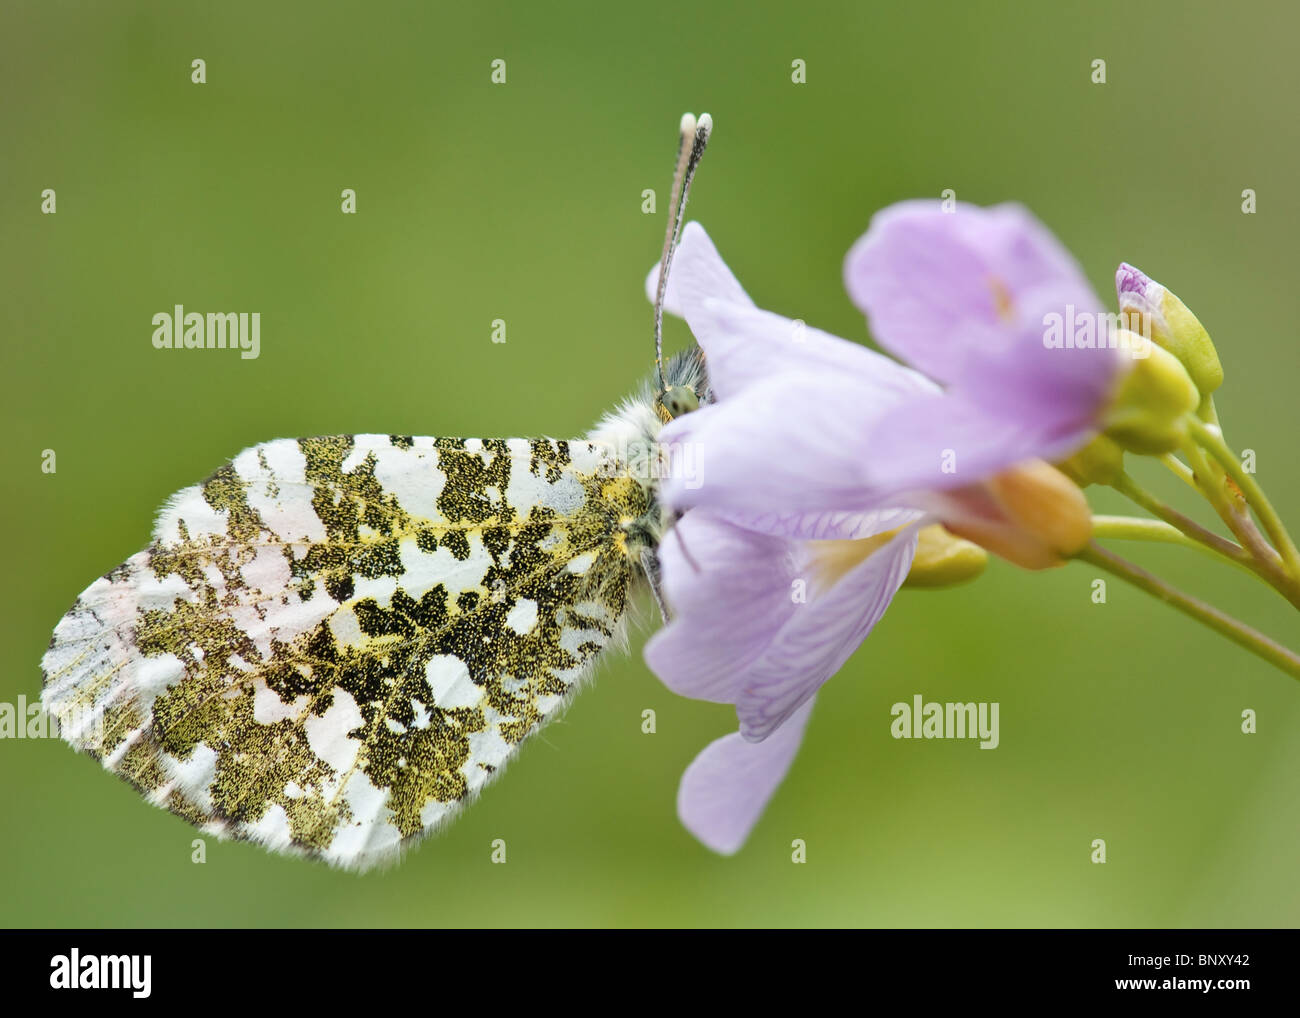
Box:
41, 435, 646, 870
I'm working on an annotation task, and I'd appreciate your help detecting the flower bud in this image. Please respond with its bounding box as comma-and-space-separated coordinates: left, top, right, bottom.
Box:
1102, 340, 1200, 454
1056, 433, 1125, 487
902, 525, 988, 588
934, 460, 1093, 570
1116, 263, 1223, 396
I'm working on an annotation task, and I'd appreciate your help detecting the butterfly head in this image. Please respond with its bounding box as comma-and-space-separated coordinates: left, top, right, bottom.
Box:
652, 343, 711, 425
657, 383, 700, 421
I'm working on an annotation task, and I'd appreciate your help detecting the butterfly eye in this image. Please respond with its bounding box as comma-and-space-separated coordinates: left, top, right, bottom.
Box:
660, 385, 699, 419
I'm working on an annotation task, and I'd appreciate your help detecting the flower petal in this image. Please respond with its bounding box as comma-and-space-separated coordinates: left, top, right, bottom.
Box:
644, 221, 754, 319
677, 696, 816, 855
644, 512, 796, 704
1115, 261, 1164, 313
966, 261, 1129, 418
844, 200, 1103, 385
648, 223, 933, 402
658, 371, 915, 514
713, 505, 921, 541
685, 297, 934, 402
736, 526, 918, 742
858, 390, 1093, 497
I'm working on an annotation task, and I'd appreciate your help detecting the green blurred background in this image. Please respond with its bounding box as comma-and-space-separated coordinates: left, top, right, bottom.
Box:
3, 0, 1298, 928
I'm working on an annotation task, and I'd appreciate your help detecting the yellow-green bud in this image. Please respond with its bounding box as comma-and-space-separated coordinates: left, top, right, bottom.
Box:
1116, 263, 1223, 396
1103, 339, 1200, 454
902, 525, 988, 588
1057, 433, 1125, 487
812, 523, 988, 591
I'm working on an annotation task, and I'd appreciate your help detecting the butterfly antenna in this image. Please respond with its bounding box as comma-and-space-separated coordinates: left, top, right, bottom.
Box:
654, 111, 712, 393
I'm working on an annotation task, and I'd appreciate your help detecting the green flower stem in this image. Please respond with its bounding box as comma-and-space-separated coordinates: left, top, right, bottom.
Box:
1159, 453, 1199, 493
1076, 542, 1300, 682
1091, 515, 1257, 579
1112, 468, 1300, 609
1180, 436, 1235, 520
1178, 436, 1279, 571
1187, 415, 1300, 574
1111, 472, 1247, 563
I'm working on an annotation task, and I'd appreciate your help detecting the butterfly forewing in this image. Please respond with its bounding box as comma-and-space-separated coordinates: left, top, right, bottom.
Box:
41, 434, 647, 870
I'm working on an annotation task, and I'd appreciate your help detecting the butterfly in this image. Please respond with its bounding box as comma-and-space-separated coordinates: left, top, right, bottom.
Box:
40, 113, 714, 871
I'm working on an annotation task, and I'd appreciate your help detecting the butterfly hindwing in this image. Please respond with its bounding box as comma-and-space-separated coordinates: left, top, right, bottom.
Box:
41, 434, 648, 870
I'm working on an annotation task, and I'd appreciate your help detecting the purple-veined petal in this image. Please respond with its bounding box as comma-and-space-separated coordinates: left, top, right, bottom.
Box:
677, 696, 816, 855
713, 505, 922, 541
1115, 261, 1162, 309
844, 201, 1104, 385
1113, 261, 1172, 341
644, 511, 796, 704
736, 525, 918, 742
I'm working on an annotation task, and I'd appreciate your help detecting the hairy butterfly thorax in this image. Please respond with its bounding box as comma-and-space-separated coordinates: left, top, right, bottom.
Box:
39, 113, 715, 870
590, 344, 712, 617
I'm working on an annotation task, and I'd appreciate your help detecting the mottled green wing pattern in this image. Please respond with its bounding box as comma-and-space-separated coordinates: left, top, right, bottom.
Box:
42, 435, 647, 870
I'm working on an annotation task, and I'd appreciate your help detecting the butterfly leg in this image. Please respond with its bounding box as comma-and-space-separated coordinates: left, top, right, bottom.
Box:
639, 547, 672, 624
